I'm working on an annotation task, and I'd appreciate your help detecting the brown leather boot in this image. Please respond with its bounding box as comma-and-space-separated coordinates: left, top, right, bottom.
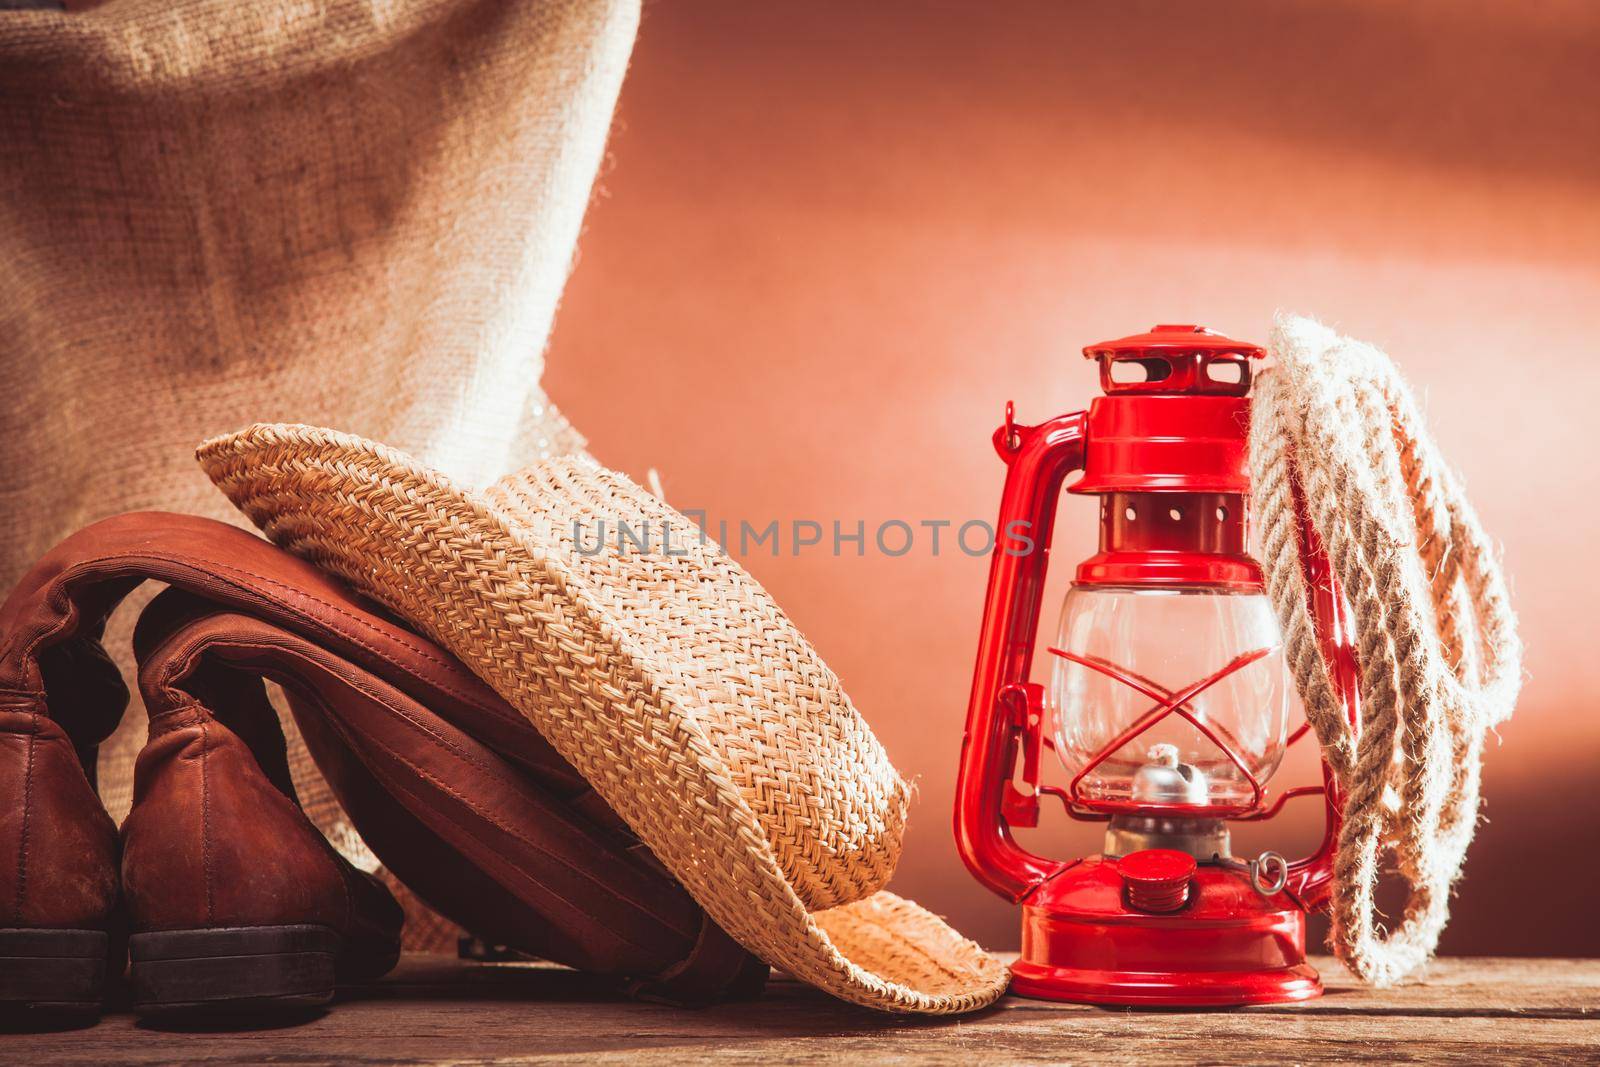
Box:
132, 587, 766, 1007
0, 514, 403, 1018
3, 512, 762, 1016
119, 693, 402, 1015
0, 702, 120, 1016
0, 696, 402, 1020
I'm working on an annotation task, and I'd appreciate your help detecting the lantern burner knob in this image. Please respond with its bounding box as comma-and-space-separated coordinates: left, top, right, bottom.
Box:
1131, 744, 1209, 805
1118, 849, 1197, 913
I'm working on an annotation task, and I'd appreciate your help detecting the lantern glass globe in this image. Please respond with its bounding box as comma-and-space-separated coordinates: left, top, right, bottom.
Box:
1050, 585, 1290, 812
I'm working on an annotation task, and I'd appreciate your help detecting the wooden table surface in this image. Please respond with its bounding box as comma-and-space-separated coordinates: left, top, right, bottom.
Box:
6, 954, 1597, 1064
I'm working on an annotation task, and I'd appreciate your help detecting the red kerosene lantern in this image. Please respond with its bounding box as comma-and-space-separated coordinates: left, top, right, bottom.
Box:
956, 324, 1360, 1006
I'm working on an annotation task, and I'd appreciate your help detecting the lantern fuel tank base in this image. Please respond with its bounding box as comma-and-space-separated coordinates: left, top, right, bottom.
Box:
1009, 958, 1322, 1008
1010, 859, 1325, 1008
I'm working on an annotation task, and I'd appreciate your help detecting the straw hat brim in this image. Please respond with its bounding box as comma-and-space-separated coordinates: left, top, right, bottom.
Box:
198, 424, 1008, 1014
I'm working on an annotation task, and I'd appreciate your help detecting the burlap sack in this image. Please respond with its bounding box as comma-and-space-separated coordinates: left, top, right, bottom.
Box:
0, 0, 639, 941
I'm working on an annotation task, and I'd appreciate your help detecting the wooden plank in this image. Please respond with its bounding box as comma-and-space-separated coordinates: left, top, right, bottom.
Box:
5, 955, 1597, 1065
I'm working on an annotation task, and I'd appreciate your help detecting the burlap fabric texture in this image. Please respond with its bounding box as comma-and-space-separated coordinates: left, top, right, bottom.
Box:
197, 422, 1011, 1014
0, 1, 639, 937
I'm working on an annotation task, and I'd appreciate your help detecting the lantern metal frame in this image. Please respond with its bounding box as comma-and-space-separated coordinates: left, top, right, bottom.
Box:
954, 326, 1362, 1006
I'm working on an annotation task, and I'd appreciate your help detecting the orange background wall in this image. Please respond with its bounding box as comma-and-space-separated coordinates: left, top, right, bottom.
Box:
545, 1, 1600, 956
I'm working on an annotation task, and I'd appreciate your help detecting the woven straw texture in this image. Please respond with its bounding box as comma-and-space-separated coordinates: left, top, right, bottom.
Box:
0, 1, 637, 942
199, 423, 1009, 1014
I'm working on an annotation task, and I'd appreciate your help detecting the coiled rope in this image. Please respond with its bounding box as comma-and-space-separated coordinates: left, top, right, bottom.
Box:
1249, 316, 1522, 986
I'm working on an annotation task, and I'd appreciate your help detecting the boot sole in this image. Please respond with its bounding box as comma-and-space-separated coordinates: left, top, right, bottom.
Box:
128, 924, 340, 1016
0, 928, 108, 1016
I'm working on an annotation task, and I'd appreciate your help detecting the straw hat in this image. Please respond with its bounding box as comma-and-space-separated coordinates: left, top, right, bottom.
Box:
197, 424, 1008, 1014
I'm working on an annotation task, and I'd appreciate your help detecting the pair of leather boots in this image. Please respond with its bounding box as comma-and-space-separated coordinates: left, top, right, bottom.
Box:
0, 513, 764, 1019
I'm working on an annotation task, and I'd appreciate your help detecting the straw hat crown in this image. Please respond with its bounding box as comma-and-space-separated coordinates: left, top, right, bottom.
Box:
481, 462, 909, 909
198, 423, 1007, 1013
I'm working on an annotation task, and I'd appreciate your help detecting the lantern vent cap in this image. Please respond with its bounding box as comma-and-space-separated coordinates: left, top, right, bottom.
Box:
1083, 324, 1266, 361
